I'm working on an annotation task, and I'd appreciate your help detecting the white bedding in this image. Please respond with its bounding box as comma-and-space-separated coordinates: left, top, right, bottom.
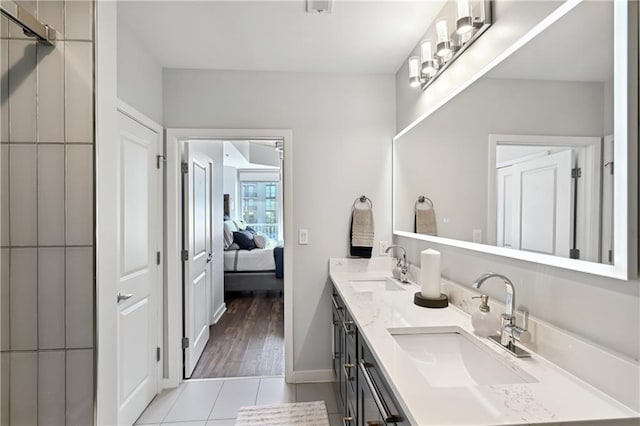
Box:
224, 247, 276, 272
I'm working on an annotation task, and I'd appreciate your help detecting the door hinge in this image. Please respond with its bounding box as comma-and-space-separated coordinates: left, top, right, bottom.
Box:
571, 167, 582, 179
608, 249, 613, 263
156, 251, 161, 265
181, 162, 189, 174
181, 250, 189, 261
157, 347, 161, 362
570, 248, 580, 259
156, 155, 166, 169
182, 337, 190, 349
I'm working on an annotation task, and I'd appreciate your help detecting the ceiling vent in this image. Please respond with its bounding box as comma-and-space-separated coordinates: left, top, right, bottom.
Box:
306, 0, 333, 14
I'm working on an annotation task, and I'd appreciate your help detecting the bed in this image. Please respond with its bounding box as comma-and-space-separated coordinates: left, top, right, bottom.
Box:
223, 220, 284, 292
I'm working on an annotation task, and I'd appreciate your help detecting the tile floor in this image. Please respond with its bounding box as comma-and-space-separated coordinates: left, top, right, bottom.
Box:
135, 376, 342, 426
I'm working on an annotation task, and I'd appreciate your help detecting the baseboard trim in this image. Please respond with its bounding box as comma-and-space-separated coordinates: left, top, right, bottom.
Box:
212, 303, 227, 324
292, 369, 334, 383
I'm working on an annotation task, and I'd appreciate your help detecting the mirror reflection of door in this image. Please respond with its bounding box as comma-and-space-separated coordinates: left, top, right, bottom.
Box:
496, 149, 573, 257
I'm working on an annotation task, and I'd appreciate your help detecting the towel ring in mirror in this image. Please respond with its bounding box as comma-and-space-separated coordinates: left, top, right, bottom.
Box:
415, 196, 433, 211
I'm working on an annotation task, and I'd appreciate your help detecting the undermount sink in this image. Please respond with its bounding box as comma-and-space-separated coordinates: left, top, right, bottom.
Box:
388, 327, 537, 388
349, 278, 406, 292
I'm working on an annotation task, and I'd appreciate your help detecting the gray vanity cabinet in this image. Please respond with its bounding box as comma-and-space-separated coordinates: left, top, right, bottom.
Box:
332, 288, 358, 425
332, 286, 408, 425
332, 290, 345, 406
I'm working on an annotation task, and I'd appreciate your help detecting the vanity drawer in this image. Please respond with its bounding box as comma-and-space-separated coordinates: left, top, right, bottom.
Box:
358, 335, 407, 425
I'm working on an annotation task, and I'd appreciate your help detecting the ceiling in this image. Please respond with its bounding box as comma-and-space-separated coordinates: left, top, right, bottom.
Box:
118, 0, 446, 74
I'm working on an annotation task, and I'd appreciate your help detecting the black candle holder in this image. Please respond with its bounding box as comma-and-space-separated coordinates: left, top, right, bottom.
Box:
414, 292, 449, 308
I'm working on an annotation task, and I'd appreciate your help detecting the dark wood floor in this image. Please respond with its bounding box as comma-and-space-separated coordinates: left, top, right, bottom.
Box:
191, 291, 284, 379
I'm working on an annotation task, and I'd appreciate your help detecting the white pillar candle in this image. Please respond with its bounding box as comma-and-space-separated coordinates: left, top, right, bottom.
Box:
420, 249, 441, 298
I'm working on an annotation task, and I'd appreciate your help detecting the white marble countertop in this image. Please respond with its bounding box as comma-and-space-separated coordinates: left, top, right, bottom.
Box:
329, 258, 639, 425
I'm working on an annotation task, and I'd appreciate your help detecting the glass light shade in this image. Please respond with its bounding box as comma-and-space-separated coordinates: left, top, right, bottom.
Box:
456, 0, 472, 34
408, 56, 421, 87
420, 40, 433, 62
456, 0, 470, 19
408, 56, 420, 78
436, 19, 452, 57
420, 40, 437, 77
436, 19, 449, 43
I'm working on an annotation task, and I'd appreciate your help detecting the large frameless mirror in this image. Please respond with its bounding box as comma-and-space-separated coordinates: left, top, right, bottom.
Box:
393, 0, 637, 279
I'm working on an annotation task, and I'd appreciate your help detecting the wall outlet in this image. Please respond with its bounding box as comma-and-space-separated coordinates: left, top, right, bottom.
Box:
379, 240, 390, 255
298, 228, 309, 245
472, 229, 482, 243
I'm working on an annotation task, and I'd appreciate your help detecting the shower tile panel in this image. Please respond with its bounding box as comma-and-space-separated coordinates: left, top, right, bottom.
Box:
9, 144, 37, 246
1, 15, 7, 39
66, 349, 94, 426
65, 1, 93, 41
9, 351, 38, 426
8, 40, 37, 142
65, 145, 93, 246
65, 41, 93, 143
1, 353, 8, 426
37, 42, 65, 143
10, 247, 37, 350
66, 246, 94, 349
1, 39, 8, 143
38, 350, 66, 425
1, 249, 8, 351
1, 145, 8, 246
1, 1, 95, 424
38, 247, 66, 349
38, 145, 66, 245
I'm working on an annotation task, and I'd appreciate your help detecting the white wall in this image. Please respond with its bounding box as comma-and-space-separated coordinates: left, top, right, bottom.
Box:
117, 18, 163, 125
164, 69, 395, 372
223, 166, 238, 219
188, 141, 225, 325
394, 0, 639, 369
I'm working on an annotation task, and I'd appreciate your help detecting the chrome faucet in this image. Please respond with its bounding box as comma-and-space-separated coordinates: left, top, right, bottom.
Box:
385, 245, 409, 283
472, 272, 531, 357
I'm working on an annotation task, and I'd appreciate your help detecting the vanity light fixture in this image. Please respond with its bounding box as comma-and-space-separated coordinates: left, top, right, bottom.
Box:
408, 0, 492, 91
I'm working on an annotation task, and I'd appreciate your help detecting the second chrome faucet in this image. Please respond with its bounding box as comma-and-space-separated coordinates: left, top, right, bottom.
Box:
472, 272, 531, 358
385, 245, 409, 283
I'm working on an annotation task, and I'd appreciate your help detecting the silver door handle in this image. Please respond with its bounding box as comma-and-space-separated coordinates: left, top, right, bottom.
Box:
206, 252, 213, 263
117, 293, 133, 303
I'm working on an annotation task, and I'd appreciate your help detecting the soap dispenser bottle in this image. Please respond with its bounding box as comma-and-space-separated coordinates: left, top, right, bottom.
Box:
471, 294, 500, 337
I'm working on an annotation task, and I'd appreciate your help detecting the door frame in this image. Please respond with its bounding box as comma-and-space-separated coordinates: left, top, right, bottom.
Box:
165, 128, 294, 388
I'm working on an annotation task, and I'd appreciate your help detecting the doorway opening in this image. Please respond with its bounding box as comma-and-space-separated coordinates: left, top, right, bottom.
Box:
186, 139, 286, 379
164, 129, 293, 388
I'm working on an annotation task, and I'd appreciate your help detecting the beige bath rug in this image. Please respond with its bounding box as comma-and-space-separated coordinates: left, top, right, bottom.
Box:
235, 400, 329, 425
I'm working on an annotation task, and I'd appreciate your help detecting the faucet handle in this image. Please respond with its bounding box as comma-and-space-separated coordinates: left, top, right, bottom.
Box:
521, 310, 529, 331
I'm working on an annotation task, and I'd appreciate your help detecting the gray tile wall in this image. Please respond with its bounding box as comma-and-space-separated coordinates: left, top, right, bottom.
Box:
0, 1, 95, 424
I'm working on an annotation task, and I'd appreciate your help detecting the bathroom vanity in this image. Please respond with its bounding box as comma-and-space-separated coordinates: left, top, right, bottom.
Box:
329, 257, 639, 425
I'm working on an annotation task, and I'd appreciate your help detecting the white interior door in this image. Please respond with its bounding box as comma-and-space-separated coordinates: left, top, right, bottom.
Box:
183, 143, 212, 378
497, 150, 573, 257
117, 113, 161, 424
